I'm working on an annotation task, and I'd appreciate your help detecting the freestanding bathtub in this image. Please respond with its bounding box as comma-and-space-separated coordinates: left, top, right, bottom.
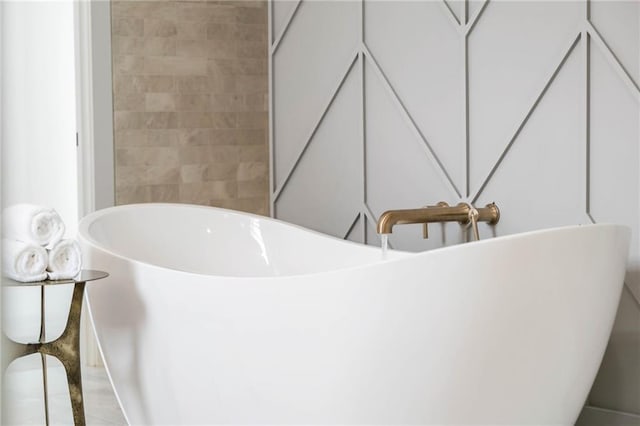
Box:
78, 203, 630, 425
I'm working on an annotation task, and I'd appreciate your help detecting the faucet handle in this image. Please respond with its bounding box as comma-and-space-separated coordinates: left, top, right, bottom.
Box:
422, 201, 450, 239
468, 206, 480, 241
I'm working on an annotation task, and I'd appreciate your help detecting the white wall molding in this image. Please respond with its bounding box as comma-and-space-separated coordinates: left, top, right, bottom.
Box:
86, 0, 114, 213
270, 0, 302, 54
362, 44, 462, 199
586, 21, 640, 102
272, 51, 359, 203
464, 0, 489, 36
441, 0, 461, 28
75, 0, 96, 218
471, 31, 582, 202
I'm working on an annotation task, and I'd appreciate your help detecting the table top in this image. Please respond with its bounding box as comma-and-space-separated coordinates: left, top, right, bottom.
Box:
2, 270, 109, 287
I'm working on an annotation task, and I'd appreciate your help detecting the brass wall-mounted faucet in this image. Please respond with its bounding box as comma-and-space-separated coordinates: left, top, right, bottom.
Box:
376, 202, 500, 241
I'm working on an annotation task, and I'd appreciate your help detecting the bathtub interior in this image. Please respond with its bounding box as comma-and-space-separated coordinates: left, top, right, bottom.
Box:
83, 204, 407, 277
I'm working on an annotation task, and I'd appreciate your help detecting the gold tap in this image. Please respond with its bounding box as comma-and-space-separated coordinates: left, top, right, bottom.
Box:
376, 202, 500, 238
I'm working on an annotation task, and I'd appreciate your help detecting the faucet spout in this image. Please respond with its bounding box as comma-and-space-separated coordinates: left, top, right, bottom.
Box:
376, 202, 499, 237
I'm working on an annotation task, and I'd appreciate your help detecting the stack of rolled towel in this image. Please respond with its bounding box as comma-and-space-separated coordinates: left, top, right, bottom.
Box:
2, 204, 83, 282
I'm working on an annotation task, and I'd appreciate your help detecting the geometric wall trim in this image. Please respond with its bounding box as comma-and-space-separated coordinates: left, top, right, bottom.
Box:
270, 0, 639, 420
273, 1, 639, 223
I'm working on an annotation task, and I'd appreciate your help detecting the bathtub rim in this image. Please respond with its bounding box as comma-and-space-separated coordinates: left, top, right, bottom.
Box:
77, 202, 630, 280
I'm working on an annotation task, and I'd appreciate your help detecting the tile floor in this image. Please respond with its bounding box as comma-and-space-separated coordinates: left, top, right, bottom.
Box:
4, 355, 126, 425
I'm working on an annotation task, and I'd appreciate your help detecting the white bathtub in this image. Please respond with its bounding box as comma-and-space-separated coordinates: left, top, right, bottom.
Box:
78, 203, 629, 425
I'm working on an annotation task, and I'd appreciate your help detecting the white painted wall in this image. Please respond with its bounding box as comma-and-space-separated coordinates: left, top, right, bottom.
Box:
0, 0, 4, 420
2, 1, 78, 346
2, 1, 78, 231
270, 0, 640, 423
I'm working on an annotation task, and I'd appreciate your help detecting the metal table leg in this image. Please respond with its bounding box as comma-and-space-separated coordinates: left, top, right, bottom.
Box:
40, 285, 50, 426
3, 281, 88, 426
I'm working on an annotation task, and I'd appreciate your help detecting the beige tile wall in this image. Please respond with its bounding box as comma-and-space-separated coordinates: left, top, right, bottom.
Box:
111, 0, 269, 215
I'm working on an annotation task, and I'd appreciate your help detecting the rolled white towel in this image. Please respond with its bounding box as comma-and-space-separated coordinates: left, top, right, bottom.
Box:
3, 204, 65, 249
2, 239, 48, 282
47, 239, 82, 280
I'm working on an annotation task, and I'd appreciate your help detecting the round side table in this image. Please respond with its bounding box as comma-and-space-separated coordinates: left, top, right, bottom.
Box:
2, 270, 108, 426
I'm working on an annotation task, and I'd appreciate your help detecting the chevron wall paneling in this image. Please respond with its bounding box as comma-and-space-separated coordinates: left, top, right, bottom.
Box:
269, 1, 640, 422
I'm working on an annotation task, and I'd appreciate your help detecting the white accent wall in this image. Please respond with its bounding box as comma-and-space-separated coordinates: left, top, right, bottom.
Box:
1, 1, 78, 346
270, 0, 639, 422
2, 1, 78, 231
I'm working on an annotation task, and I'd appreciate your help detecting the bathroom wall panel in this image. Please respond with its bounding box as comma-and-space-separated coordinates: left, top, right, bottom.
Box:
467, 0, 484, 23
365, 1, 465, 192
590, 1, 640, 87
275, 62, 362, 238
365, 216, 381, 247
270, 0, 640, 421
474, 43, 586, 234
271, 0, 297, 44
468, 1, 581, 191
345, 215, 364, 244
272, 0, 360, 189
444, 0, 464, 24
589, 43, 640, 302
